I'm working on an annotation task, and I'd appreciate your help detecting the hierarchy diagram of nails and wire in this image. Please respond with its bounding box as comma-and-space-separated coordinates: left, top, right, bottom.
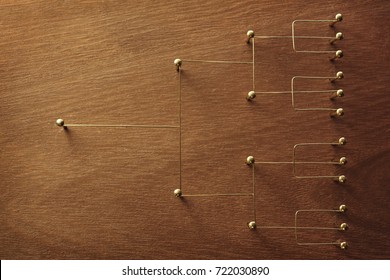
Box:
56, 14, 349, 249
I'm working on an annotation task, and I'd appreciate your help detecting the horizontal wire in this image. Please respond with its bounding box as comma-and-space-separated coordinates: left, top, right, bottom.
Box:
257, 226, 341, 230
293, 76, 336, 79
297, 242, 340, 246
182, 59, 253, 64
255, 161, 342, 165
295, 142, 341, 146
182, 193, 254, 197
294, 19, 336, 23
255, 35, 334, 39
63, 124, 179, 128
295, 50, 335, 53
296, 209, 341, 213
294, 175, 340, 179
255, 89, 337, 94
295, 108, 337, 111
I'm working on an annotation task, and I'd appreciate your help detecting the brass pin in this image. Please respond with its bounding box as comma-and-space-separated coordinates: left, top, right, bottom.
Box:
330, 50, 343, 60
337, 175, 347, 183
248, 221, 257, 230
246, 30, 255, 44
331, 108, 344, 117
330, 71, 344, 82
330, 14, 343, 27
174, 189, 182, 197
338, 137, 347, 145
56, 118, 65, 127
54, 119, 179, 129
330, 89, 344, 99
330, 32, 344, 44
339, 204, 347, 212
340, 223, 348, 231
340, 241, 348, 249
246, 156, 255, 165
246, 91, 256, 101
339, 157, 347, 165
174, 58, 182, 72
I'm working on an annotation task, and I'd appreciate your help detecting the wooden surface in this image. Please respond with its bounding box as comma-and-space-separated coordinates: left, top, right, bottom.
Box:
0, 0, 389, 259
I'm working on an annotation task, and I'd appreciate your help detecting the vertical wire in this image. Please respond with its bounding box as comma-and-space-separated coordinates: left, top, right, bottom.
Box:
252, 163, 256, 223
179, 68, 182, 191
291, 20, 296, 51
252, 37, 255, 91
251, 36, 256, 223
291, 76, 295, 108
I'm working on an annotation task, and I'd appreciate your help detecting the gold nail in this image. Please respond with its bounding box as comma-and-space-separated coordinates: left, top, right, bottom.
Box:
339, 157, 347, 165
247, 91, 256, 100
330, 89, 344, 99
338, 137, 347, 145
340, 223, 348, 231
330, 71, 344, 82
246, 156, 255, 165
339, 204, 347, 212
248, 221, 256, 229
330, 32, 344, 44
174, 58, 182, 72
330, 14, 343, 26
337, 175, 347, 183
330, 50, 343, 60
56, 119, 65, 127
246, 30, 255, 44
174, 189, 182, 197
340, 241, 348, 249
331, 108, 344, 117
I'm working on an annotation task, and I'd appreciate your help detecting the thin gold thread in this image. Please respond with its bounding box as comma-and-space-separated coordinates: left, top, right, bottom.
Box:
258, 226, 341, 230
255, 17, 341, 53
179, 68, 182, 192
182, 193, 253, 197
252, 163, 256, 223
252, 37, 255, 91
292, 19, 340, 53
295, 208, 345, 246
182, 59, 253, 64
255, 161, 343, 165
293, 142, 345, 179
63, 124, 179, 128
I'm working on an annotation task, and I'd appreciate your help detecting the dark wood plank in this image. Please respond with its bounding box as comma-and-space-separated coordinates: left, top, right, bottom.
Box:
0, 0, 389, 259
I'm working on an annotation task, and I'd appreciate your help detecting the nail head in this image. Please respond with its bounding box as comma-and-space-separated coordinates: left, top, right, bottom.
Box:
56, 119, 64, 127
174, 189, 182, 197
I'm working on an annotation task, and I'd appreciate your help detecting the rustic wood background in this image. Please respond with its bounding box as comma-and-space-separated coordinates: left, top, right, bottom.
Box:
0, 0, 389, 259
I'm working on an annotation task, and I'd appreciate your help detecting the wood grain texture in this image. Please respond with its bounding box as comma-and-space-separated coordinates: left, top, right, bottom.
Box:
0, 0, 389, 259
